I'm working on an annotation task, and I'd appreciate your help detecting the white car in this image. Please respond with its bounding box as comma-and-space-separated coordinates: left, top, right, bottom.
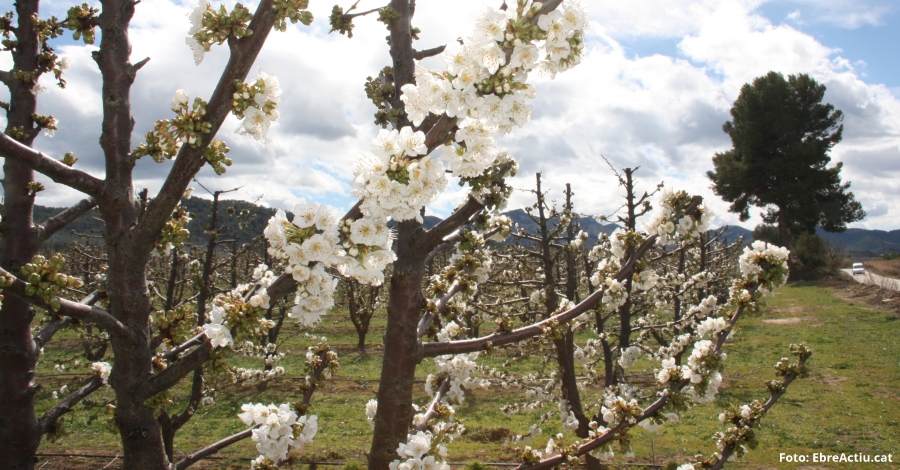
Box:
852, 263, 866, 275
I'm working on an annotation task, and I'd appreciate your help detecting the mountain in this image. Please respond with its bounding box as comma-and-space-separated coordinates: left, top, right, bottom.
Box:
503, 208, 617, 244
816, 227, 900, 255
34, 197, 280, 250
29, 199, 899, 256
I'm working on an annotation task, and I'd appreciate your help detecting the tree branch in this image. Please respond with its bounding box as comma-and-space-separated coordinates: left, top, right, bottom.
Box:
0, 267, 128, 338
34, 290, 105, 348
421, 234, 658, 357
142, 339, 212, 400
173, 428, 254, 470
708, 352, 811, 470
517, 281, 766, 470
0, 69, 9, 85
412, 377, 450, 432
161, 333, 206, 361
173, 348, 332, 469
413, 45, 446, 60
133, 0, 279, 251
37, 376, 104, 435
0, 133, 106, 198
37, 197, 97, 241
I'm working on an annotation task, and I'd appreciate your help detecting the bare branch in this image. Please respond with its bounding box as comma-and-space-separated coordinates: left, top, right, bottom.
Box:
37, 198, 97, 241
0, 133, 106, 198
161, 333, 206, 361
37, 376, 104, 435
142, 340, 212, 400
413, 45, 446, 60
173, 428, 253, 470
0, 70, 9, 85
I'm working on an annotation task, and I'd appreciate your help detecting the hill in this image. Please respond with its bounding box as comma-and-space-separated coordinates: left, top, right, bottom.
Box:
34, 197, 280, 251
30, 199, 898, 256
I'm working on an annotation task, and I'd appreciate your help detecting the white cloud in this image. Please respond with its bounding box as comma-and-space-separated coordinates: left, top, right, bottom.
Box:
3, 0, 899, 232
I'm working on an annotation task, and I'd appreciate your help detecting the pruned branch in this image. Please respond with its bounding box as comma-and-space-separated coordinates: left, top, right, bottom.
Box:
37, 197, 97, 241
0, 133, 106, 198
0, 69, 10, 85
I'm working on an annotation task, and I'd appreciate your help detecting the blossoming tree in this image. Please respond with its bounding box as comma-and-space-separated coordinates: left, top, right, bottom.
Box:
0, 0, 811, 469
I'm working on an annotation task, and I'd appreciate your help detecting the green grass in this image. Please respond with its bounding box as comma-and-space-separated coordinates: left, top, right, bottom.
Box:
33, 281, 900, 468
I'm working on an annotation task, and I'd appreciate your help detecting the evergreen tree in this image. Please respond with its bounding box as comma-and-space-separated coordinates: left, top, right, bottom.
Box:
708, 71, 865, 248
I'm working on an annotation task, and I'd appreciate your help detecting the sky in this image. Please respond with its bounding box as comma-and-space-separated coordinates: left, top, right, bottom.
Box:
2, 0, 899, 231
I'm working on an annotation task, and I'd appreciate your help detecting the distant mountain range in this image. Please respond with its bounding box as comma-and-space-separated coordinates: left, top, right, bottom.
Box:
503, 208, 754, 247
30, 200, 896, 256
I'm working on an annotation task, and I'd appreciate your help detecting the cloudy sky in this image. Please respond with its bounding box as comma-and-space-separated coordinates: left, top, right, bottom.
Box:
2, 0, 899, 231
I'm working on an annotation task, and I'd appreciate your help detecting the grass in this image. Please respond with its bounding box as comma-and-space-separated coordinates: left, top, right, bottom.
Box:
33, 281, 900, 469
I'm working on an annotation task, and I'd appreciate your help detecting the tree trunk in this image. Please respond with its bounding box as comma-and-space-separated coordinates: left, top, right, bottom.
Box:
0, 0, 45, 464
368, 220, 425, 470
106, 254, 171, 469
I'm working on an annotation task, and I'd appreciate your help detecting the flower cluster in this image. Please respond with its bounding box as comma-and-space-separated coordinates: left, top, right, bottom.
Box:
153, 205, 192, 256
91, 361, 111, 386
389, 430, 451, 470
424, 231, 494, 323
19, 254, 83, 311
229, 366, 286, 384
365, 399, 378, 430
186, 1, 253, 65
400, 2, 586, 179
351, 127, 448, 222
133, 91, 212, 162
738, 241, 790, 294
232, 70, 282, 143
617, 345, 642, 370
264, 203, 395, 326
645, 189, 714, 245
600, 395, 642, 427
681, 339, 726, 404
238, 403, 318, 461
202, 283, 274, 349
427, 353, 481, 405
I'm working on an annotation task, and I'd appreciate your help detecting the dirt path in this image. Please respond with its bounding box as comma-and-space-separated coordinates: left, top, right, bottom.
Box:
841, 269, 900, 291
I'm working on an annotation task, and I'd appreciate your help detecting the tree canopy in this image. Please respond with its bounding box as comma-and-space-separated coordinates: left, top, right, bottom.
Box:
707, 71, 865, 247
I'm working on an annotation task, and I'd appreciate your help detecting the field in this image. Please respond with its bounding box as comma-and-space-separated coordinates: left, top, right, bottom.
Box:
33, 280, 900, 469
863, 259, 900, 279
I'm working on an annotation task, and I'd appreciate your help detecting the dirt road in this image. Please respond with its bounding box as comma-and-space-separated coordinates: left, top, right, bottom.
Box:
841, 269, 900, 291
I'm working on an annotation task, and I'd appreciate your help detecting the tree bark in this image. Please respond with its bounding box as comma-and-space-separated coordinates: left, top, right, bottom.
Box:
0, 0, 52, 467
368, 221, 426, 470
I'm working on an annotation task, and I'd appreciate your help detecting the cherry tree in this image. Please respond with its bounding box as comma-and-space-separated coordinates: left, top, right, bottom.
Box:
0, 0, 810, 469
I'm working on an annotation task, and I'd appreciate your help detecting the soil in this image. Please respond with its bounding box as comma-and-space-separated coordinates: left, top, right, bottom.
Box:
832, 280, 900, 316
